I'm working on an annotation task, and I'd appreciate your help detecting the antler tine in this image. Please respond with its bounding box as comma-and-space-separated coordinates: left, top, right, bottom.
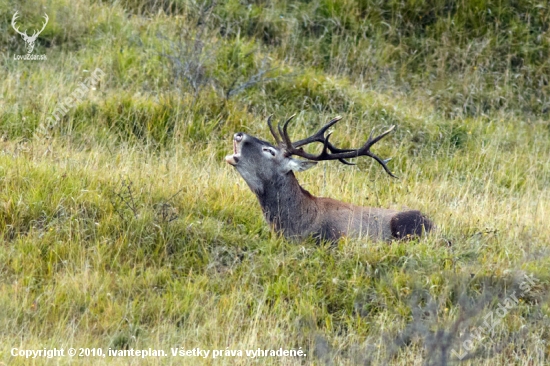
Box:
11, 12, 24, 36
276, 114, 296, 150
40, 13, 50, 32
365, 152, 397, 178
364, 125, 395, 151
291, 116, 342, 148
39, 13, 49, 32
266, 115, 281, 145
280, 114, 296, 149
353, 125, 397, 177
320, 132, 334, 158
29, 13, 48, 40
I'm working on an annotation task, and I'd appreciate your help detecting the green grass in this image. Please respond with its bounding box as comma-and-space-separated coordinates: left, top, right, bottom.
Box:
0, 0, 549, 364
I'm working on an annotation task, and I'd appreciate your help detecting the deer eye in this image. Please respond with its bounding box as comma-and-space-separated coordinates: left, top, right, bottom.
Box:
262, 147, 276, 157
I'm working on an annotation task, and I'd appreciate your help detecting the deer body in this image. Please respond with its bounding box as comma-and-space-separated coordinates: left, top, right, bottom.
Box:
226, 116, 432, 242
255, 168, 400, 241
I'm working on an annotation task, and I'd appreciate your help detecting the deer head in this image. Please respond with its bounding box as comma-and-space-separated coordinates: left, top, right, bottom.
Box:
11, 12, 49, 54
226, 115, 396, 193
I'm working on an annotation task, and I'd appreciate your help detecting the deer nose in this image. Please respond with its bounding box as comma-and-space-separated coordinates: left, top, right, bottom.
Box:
234, 133, 244, 142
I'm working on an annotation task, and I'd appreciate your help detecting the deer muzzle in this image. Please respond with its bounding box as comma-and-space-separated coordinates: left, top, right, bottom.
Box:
225, 133, 244, 166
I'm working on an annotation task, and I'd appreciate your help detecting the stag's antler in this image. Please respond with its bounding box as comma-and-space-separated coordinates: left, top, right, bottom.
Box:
268, 115, 397, 178
31, 13, 49, 40
11, 12, 25, 37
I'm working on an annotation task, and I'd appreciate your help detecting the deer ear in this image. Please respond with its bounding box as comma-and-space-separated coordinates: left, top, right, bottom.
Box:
285, 158, 317, 172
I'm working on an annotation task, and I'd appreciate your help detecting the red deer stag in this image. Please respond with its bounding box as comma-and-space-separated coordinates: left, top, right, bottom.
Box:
225, 115, 433, 242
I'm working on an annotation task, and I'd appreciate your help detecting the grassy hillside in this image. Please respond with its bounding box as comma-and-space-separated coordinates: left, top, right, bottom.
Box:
0, 0, 549, 364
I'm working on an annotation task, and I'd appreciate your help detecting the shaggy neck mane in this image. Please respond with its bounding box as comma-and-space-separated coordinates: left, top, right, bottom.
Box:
255, 172, 318, 236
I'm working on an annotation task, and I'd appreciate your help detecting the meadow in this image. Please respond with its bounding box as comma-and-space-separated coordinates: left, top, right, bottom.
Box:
0, 0, 549, 364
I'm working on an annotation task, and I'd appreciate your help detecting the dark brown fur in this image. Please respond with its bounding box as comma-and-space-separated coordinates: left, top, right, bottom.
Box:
390, 210, 433, 239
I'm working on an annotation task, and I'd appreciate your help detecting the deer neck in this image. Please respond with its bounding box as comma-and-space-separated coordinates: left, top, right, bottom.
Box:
256, 172, 318, 237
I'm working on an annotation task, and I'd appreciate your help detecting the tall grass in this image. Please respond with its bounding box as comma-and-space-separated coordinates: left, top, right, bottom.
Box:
0, 0, 549, 364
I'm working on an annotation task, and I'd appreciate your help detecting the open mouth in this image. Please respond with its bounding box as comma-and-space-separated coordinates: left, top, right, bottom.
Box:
225, 137, 242, 166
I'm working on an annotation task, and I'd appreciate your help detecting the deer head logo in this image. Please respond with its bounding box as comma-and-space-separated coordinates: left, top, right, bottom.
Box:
11, 11, 49, 54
